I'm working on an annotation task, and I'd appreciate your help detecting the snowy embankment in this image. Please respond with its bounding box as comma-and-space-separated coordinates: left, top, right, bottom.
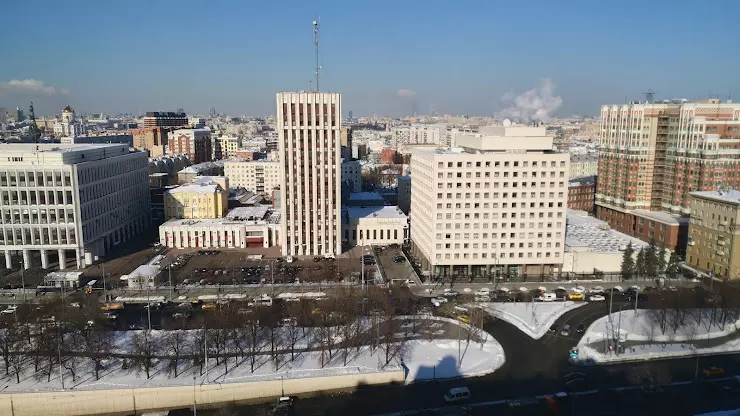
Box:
574, 308, 740, 364
0, 319, 503, 393
477, 301, 585, 339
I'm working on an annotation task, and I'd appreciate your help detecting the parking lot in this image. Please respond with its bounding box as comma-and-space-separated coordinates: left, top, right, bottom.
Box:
376, 245, 421, 286
165, 250, 363, 286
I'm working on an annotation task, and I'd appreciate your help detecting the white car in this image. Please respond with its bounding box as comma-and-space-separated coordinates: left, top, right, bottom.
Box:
588, 286, 605, 294
588, 295, 606, 302
538, 293, 557, 302
474, 288, 491, 297
0, 306, 17, 315
474, 295, 491, 302
431, 297, 448, 306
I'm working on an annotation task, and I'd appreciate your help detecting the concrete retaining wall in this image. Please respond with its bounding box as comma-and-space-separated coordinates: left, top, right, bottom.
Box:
0, 370, 404, 416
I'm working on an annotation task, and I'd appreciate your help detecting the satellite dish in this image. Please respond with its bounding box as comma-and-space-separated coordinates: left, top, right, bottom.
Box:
503, 119, 512, 127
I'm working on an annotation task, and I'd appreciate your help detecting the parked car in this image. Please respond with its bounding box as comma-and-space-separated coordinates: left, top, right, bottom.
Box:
1, 306, 17, 315
588, 286, 605, 294
444, 290, 459, 297
588, 294, 606, 302
538, 292, 557, 302
458, 314, 470, 324
392, 256, 406, 263
474, 288, 491, 297
568, 293, 584, 300
431, 297, 448, 306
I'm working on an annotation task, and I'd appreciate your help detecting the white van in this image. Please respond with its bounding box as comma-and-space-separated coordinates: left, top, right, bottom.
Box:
443, 387, 471, 402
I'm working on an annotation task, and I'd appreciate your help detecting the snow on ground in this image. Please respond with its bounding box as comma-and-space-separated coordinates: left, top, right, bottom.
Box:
477, 301, 585, 339
578, 309, 740, 344
573, 308, 740, 364
0, 321, 504, 392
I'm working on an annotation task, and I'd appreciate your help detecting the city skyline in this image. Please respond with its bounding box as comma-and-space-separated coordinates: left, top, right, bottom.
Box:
1, 0, 739, 117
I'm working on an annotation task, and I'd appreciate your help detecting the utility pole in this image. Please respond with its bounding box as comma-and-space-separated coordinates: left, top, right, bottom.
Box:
193, 375, 198, 416
21, 257, 26, 303
102, 262, 107, 302
168, 264, 173, 300
146, 278, 152, 330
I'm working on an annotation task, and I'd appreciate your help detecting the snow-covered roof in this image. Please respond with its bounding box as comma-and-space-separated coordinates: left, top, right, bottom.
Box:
347, 206, 407, 220
690, 189, 740, 205
225, 206, 269, 221
166, 183, 222, 195
565, 210, 647, 253
348, 192, 385, 202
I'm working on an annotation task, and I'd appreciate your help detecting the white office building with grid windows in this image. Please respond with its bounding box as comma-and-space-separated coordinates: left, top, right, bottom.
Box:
409, 126, 569, 279
0, 144, 150, 270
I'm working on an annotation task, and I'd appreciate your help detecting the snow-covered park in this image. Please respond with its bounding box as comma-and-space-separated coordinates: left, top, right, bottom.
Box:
0, 319, 504, 393
574, 308, 740, 364
477, 301, 585, 339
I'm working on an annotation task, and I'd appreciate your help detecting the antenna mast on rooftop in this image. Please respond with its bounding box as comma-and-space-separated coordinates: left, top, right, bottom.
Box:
643, 89, 655, 104
313, 18, 321, 92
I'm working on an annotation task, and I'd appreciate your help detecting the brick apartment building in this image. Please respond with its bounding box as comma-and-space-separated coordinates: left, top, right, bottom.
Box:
167, 129, 212, 164
596, 98, 740, 253
568, 175, 596, 213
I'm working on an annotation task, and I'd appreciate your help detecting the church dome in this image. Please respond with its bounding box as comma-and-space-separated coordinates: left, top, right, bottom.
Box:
62, 105, 74, 113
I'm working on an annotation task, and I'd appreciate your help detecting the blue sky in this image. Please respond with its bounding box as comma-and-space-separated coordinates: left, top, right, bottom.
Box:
1, 0, 739, 117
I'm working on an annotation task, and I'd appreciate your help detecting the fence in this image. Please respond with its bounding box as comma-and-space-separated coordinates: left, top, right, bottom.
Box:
0, 369, 404, 416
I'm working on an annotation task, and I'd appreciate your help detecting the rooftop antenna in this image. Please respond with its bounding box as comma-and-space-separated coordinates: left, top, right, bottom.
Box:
313, 18, 321, 92
643, 89, 655, 104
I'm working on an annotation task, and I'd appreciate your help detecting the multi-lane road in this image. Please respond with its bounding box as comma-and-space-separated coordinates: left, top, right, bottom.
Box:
213, 301, 740, 416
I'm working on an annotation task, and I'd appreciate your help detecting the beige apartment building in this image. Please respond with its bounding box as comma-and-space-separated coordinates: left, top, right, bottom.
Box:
686, 189, 740, 279
164, 183, 228, 220
277, 92, 342, 256
223, 160, 281, 195
410, 126, 569, 278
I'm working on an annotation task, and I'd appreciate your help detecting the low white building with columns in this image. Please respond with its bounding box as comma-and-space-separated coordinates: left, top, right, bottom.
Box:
0, 143, 150, 270
342, 206, 409, 247
159, 206, 280, 249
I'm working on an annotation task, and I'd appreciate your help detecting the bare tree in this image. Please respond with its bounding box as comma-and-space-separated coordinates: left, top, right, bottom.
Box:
164, 330, 188, 378
82, 328, 112, 380
284, 303, 303, 361
380, 304, 403, 366
130, 330, 158, 379
244, 316, 263, 373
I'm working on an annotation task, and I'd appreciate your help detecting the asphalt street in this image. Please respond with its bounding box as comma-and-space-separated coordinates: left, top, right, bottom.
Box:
211, 301, 740, 416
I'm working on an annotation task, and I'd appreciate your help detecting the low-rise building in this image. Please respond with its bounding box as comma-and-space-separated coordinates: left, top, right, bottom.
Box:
342, 206, 408, 247
568, 175, 596, 213
164, 182, 228, 220
347, 192, 386, 207
176, 161, 224, 184
159, 206, 280, 249
686, 189, 740, 279
597, 208, 688, 254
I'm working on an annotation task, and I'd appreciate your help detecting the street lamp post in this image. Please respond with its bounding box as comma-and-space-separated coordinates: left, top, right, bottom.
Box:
21, 257, 26, 303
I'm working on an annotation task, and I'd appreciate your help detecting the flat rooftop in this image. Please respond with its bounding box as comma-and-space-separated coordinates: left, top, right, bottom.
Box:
0, 143, 128, 155
347, 205, 407, 220
632, 209, 687, 225
348, 192, 385, 201
166, 184, 222, 195
225, 206, 270, 221
690, 189, 740, 206
566, 210, 647, 253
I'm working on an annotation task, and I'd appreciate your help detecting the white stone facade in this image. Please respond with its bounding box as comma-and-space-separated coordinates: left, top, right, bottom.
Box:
0, 144, 150, 270
409, 126, 569, 278
342, 206, 408, 247
277, 92, 342, 257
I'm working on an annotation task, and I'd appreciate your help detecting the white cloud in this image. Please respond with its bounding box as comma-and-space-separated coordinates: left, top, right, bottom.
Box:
396, 89, 417, 99
498, 77, 562, 122
1, 79, 69, 95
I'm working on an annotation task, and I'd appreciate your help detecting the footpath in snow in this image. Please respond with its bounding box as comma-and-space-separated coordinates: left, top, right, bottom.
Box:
0, 320, 504, 393
574, 308, 740, 364
477, 301, 585, 339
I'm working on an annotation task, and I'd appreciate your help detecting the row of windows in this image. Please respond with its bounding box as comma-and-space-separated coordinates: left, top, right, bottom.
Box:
436, 240, 561, 249
437, 171, 566, 179
1, 190, 74, 206
435, 231, 562, 240
1, 208, 74, 225
435, 201, 564, 210
437, 211, 564, 220
437, 181, 566, 189
437, 161, 566, 169
435, 251, 561, 260
0, 170, 72, 187
436, 191, 565, 200
0, 227, 76, 245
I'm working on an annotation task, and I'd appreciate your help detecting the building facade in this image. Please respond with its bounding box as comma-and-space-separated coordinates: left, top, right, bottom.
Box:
223, 160, 281, 195
410, 126, 569, 278
130, 127, 169, 157
342, 206, 408, 247
142, 112, 188, 128
392, 124, 447, 147
397, 175, 411, 215
340, 159, 362, 193
53, 106, 85, 138
278, 92, 342, 256
568, 175, 596, 213
596, 99, 740, 251
60, 133, 133, 147
0, 144, 150, 270
160, 206, 280, 249
686, 189, 740, 279
569, 154, 599, 179
168, 129, 212, 164
164, 183, 228, 220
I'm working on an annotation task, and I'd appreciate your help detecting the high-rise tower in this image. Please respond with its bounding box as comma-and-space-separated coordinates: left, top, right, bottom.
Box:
277, 92, 342, 256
